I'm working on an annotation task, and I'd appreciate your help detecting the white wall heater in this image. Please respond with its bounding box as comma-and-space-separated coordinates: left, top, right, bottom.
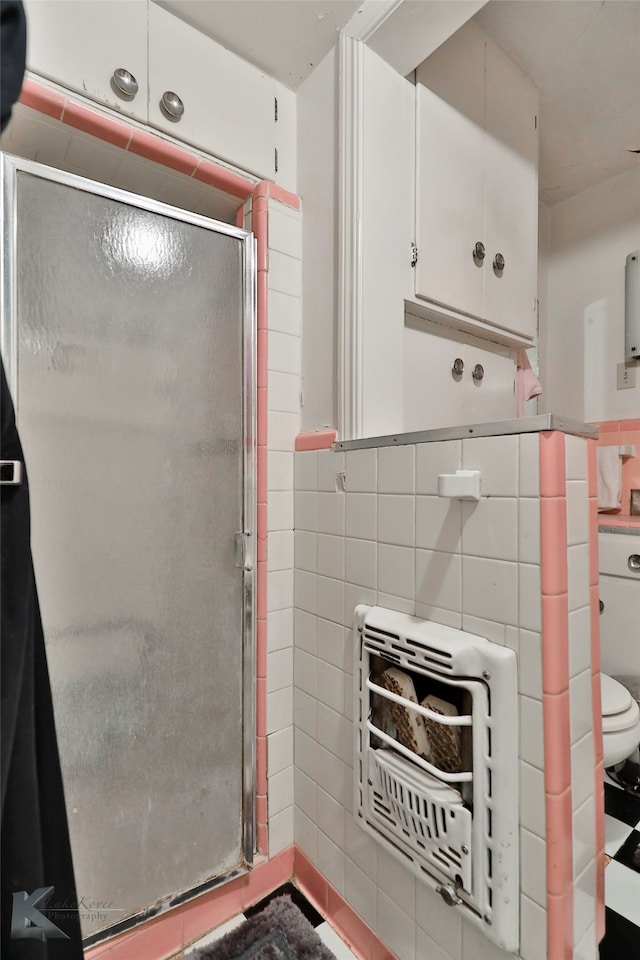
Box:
354, 605, 519, 953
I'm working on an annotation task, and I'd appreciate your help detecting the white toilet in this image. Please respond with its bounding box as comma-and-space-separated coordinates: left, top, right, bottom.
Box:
599, 531, 640, 770
601, 673, 640, 767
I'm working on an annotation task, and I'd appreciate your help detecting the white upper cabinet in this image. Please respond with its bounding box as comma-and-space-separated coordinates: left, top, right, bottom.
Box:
147, 3, 276, 180
24, 1, 293, 186
415, 21, 538, 344
25, 0, 149, 123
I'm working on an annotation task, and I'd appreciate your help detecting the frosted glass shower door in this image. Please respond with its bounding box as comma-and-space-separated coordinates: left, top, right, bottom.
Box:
1, 156, 255, 938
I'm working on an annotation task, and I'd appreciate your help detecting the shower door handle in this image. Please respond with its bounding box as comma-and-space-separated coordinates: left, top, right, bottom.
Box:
235, 531, 253, 571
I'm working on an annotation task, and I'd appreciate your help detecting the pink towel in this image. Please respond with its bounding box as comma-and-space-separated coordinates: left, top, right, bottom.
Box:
516, 350, 543, 416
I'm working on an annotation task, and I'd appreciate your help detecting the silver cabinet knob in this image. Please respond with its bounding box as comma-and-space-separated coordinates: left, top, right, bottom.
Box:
628, 554, 640, 571
472, 363, 485, 382
473, 241, 486, 264
493, 252, 505, 272
112, 68, 138, 98
452, 358, 464, 377
160, 91, 185, 121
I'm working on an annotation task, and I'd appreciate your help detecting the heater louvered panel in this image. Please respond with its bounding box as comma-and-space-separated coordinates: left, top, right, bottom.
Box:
372, 749, 473, 891
354, 605, 519, 954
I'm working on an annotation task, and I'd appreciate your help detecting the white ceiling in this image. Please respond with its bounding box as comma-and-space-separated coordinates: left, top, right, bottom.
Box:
473, 0, 640, 206
156, 0, 640, 207
155, 0, 362, 90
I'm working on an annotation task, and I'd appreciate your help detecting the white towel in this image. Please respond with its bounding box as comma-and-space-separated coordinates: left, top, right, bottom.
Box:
597, 446, 622, 511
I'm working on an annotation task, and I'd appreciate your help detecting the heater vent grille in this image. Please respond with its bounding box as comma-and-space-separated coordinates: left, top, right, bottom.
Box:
354, 605, 519, 953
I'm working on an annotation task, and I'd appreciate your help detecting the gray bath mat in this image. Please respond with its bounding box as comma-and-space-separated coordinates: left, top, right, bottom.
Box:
195, 894, 337, 960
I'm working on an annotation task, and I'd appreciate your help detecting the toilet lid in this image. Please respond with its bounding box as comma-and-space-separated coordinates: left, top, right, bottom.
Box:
601, 674, 633, 716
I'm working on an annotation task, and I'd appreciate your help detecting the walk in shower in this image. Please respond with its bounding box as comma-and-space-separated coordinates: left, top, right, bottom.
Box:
1, 155, 256, 939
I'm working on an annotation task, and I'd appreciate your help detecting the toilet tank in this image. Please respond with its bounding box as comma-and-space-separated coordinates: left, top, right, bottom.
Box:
599, 531, 640, 677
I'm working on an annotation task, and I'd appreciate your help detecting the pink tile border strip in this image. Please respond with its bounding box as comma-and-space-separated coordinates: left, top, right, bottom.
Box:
85, 848, 295, 960
295, 430, 338, 451
587, 439, 605, 943
294, 849, 394, 960
539, 433, 574, 958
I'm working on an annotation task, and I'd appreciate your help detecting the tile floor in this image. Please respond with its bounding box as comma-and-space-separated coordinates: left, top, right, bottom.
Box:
174, 795, 640, 960
599, 779, 640, 959
180, 883, 358, 960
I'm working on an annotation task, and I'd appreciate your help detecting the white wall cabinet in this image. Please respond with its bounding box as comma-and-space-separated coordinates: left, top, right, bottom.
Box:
403, 319, 516, 432
415, 21, 538, 344
25, 0, 294, 186
25, 0, 149, 123
147, 3, 276, 181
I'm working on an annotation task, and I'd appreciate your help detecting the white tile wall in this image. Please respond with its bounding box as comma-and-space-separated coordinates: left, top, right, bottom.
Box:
293, 435, 553, 960
264, 199, 302, 851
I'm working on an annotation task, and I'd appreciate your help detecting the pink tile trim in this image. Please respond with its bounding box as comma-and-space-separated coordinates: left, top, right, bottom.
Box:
595, 421, 619, 433
127, 130, 198, 175
293, 849, 328, 916
295, 431, 338, 451
590, 585, 601, 676
294, 850, 395, 960
254, 209, 269, 272
540, 432, 567, 498
256, 624, 267, 679
257, 503, 267, 539
18, 78, 65, 119
193, 159, 254, 200
541, 594, 569, 695
181, 877, 245, 946
257, 560, 267, 623
242, 847, 294, 910
257, 387, 268, 447
543, 691, 572, 795
547, 890, 574, 960
545, 788, 573, 896
540, 498, 568, 596
111, 909, 183, 960
327, 887, 373, 960
591, 673, 603, 766
257, 330, 268, 389
594, 761, 605, 943
589, 498, 599, 587
256, 678, 267, 737
61, 100, 131, 148
257, 272, 269, 332
253, 180, 301, 211
620, 418, 640, 431
587, 440, 598, 500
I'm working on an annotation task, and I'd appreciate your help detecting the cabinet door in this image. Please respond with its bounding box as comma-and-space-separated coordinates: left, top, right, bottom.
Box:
462, 343, 517, 424
483, 39, 538, 340
403, 323, 465, 431
404, 322, 516, 432
415, 22, 485, 320
25, 0, 148, 122
148, 3, 275, 179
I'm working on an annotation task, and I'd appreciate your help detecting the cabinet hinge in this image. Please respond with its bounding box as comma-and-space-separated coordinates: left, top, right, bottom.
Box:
274, 148, 279, 173
274, 97, 278, 122
410, 242, 418, 268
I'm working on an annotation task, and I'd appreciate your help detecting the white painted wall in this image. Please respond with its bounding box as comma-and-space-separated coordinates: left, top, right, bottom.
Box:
542, 167, 640, 422
297, 46, 339, 432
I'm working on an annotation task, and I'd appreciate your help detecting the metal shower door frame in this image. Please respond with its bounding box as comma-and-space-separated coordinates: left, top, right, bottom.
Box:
0, 152, 257, 872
